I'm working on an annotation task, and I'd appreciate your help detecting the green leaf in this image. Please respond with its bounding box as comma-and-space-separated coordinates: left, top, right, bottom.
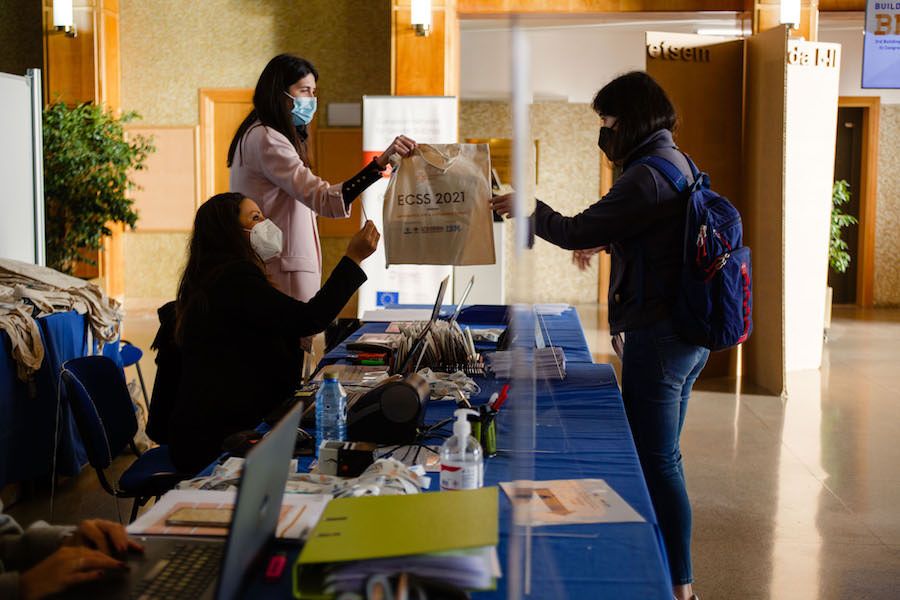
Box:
42, 102, 155, 274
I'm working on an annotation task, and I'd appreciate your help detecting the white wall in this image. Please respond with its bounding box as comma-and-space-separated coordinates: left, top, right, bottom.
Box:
460, 15, 743, 101
819, 13, 900, 104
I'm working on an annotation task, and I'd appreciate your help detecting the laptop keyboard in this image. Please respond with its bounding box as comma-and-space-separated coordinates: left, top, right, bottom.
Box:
132, 543, 223, 600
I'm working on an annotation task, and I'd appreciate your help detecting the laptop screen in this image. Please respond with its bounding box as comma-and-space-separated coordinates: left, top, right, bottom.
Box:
215, 403, 303, 600
450, 276, 475, 324
429, 275, 450, 324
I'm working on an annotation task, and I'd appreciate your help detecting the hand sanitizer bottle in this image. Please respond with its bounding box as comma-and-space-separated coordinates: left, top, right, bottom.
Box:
440, 409, 484, 490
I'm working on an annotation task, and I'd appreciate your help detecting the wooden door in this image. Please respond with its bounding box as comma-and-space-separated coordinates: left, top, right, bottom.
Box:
198, 89, 253, 202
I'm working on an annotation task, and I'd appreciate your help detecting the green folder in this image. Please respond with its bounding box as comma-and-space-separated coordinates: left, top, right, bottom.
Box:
298, 487, 498, 564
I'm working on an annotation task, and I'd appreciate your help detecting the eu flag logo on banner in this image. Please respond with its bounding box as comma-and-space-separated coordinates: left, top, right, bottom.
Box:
376, 291, 399, 307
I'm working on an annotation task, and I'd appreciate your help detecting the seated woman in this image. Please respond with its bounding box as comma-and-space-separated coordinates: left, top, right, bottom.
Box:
168, 192, 378, 473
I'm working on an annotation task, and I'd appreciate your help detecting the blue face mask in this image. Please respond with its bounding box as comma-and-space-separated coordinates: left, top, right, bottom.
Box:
285, 93, 316, 126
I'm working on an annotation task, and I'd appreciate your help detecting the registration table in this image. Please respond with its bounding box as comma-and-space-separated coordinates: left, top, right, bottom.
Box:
239, 305, 672, 599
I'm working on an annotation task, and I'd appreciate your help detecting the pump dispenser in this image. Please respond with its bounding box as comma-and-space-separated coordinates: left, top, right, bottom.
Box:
439, 409, 484, 490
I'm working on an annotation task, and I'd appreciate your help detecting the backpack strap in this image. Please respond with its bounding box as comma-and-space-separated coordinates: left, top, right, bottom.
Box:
630, 155, 689, 193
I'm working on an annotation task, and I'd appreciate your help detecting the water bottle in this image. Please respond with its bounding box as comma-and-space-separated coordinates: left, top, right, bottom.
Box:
315, 372, 346, 457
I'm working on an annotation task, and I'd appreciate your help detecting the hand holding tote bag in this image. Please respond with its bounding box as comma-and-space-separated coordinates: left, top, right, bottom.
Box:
383, 143, 495, 266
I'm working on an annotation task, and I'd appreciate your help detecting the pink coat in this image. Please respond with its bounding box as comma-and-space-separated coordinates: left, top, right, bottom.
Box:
229, 122, 349, 302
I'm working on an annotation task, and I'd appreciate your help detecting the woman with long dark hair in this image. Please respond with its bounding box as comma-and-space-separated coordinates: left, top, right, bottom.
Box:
169, 192, 379, 473
228, 54, 415, 308
492, 72, 708, 600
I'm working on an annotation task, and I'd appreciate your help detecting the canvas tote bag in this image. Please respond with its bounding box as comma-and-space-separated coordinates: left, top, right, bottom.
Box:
383, 143, 495, 266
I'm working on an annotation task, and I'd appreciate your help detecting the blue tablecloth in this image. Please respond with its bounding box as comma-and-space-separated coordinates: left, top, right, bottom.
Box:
0, 310, 120, 488
240, 305, 671, 599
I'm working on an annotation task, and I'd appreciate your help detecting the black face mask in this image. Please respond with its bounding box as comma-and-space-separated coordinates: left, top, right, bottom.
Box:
597, 127, 616, 160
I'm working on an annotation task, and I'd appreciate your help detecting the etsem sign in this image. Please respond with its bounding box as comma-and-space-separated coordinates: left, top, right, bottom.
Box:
646, 41, 711, 62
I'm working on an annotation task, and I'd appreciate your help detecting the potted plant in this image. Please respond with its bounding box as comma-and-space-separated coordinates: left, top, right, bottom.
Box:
825, 179, 857, 336
43, 102, 154, 275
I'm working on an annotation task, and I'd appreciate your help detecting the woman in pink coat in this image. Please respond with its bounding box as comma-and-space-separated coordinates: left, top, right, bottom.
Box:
228, 54, 415, 303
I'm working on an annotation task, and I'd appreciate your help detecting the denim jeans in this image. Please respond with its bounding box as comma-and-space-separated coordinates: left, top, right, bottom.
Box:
621, 318, 710, 585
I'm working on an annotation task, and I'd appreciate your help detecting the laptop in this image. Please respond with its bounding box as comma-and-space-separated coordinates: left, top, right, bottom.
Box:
395, 275, 449, 374
449, 276, 475, 324
70, 402, 304, 600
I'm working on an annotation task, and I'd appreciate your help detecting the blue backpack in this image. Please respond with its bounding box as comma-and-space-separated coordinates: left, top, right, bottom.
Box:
630, 153, 752, 352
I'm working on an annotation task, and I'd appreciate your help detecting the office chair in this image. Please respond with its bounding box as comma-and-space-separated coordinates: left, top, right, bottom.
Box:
60, 356, 191, 522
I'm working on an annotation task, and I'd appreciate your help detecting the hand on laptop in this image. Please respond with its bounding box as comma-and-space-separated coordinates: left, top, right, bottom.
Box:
18, 545, 128, 600
64, 518, 144, 557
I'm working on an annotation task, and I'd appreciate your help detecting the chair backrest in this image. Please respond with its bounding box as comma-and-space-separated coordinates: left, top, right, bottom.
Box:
61, 356, 138, 470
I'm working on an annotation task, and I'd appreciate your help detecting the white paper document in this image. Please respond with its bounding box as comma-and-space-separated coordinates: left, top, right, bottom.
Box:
127, 490, 330, 540
499, 479, 645, 526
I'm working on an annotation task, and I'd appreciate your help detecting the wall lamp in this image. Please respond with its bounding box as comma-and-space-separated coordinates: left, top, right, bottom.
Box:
411, 0, 432, 37
52, 0, 77, 38
779, 0, 801, 29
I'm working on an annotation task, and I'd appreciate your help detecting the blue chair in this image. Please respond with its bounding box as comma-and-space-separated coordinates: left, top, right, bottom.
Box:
60, 356, 191, 522
102, 339, 149, 408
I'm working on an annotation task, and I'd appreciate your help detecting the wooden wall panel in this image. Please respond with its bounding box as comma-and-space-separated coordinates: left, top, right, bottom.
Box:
819, 0, 864, 9
43, 0, 123, 294
125, 126, 200, 232
316, 128, 364, 237
392, 1, 450, 96
457, 0, 745, 15
744, 26, 789, 396
646, 33, 746, 216
43, 3, 96, 105
751, 0, 819, 42
646, 32, 746, 379
98, 1, 120, 109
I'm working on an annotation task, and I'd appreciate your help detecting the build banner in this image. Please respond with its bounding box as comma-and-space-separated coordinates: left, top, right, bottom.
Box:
863, 0, 900, 88
358, 96, 457, 317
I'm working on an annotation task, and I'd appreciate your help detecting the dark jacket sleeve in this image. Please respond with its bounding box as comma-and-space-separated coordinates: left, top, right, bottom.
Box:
234, 257, 367, 338
533, 165, 660, 250
341, 159, 385, 207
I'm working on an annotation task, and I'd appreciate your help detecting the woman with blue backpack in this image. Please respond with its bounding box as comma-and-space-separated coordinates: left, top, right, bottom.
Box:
492, 71, 751, 600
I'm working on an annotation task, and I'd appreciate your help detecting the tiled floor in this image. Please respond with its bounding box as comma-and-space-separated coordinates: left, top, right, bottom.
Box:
5, 304, 900, 598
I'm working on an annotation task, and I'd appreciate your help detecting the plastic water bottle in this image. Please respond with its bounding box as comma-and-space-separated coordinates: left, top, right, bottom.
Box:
440, 409, 484, 490
315, 372, 346, 457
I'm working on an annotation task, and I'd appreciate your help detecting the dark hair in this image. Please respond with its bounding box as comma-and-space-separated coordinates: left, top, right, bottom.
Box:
175, 192, 264, 343
227, 54, 319, 168
592, 71, 676, 162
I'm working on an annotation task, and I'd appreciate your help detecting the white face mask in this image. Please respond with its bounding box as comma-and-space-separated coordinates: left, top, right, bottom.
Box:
246, 219, 283, 261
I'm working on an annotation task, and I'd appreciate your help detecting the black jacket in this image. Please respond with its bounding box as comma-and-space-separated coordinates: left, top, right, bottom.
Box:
169, 256, 366, 473
147, 301, 178, 444
533, 129, 692, 334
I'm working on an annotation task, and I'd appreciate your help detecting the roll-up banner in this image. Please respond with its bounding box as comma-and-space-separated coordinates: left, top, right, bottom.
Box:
359, 96, 458, 317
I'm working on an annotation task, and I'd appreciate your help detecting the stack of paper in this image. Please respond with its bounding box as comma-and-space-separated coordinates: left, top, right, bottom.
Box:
127, 490, 329, 540
294, 487, 499, 597
487, 346, 566, 380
